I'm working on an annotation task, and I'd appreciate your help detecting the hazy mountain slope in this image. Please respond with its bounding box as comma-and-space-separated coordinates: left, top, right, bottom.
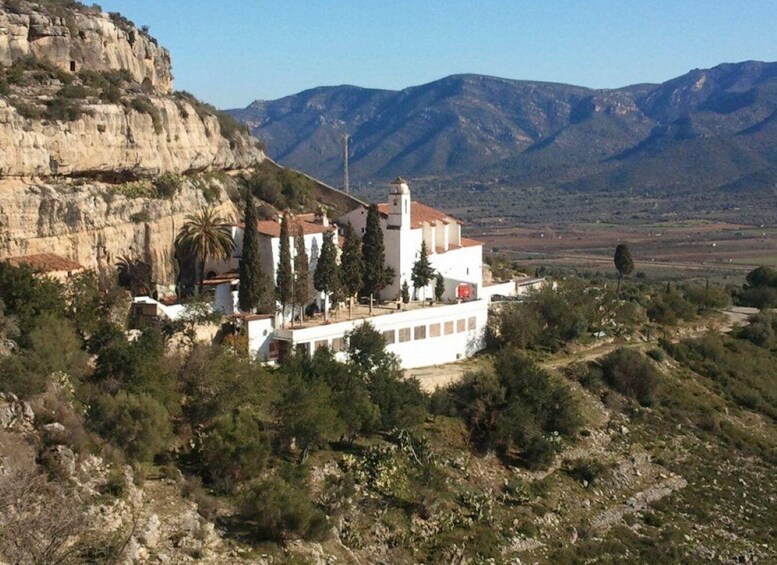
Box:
230, 61, 777, 195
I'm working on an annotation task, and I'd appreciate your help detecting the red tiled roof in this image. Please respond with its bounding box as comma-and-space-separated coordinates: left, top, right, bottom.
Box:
429, 237, 484, 255
376, 202, 462, 229
239, 213, 335, 238
4, 253, 84, 273
202, 271, 240, 286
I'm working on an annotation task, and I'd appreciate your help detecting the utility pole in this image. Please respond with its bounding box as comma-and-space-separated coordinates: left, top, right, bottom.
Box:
342, 133, 350, 194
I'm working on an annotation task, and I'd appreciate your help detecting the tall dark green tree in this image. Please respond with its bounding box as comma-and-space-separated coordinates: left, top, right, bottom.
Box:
434, 272, 445, 303
411, 241, 436, 305
361, 204, 393, 313
401, 280, 410, 306
613, 243, 634, 298
292, 225, 311, 325
276, 214, 293, 326
314, 230, 339, 322
340, 223, 364, 318
239, 193, 272, 314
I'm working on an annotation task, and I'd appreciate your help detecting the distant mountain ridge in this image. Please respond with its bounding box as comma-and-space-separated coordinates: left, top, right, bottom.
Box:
228, 61, 777, 194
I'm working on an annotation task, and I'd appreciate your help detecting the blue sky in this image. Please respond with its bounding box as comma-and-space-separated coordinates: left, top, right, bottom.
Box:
97, 1, 777, 109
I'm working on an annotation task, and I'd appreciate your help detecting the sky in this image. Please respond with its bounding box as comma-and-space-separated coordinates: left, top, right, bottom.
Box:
97, 1, 777, 110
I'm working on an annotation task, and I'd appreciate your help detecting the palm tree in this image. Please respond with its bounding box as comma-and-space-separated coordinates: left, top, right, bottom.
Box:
175, 208, 235, 291
116, 255, 153, 296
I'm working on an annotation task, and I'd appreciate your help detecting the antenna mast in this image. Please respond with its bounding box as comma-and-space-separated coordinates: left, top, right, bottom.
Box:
342, 134, 350, 193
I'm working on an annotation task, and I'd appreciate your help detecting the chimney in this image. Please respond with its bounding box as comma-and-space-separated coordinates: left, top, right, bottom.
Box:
315, 208, 329, 227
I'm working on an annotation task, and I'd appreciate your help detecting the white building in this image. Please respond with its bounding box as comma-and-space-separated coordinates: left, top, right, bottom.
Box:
210, 178, 525, 369
206, 211, 336, 318
339, 178, 485, 302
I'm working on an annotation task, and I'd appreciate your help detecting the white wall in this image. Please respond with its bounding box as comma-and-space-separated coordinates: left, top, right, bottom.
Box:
270, 299, 488, 369
430, 244, 483, 301
213, 282, 238, 315
384, 227, 423, 301
247, 317, 275, 361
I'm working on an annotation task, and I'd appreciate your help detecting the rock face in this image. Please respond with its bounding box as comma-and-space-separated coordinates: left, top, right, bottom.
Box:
0, 96, 263, 178
0, 1, 264, 178
0, 2, 172, 93
0, 1, 264, 283
0, 177, 238, 285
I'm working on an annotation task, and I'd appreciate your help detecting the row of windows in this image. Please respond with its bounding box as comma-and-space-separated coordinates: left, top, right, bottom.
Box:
306, 316, 478, 351
383, 317, 476, 344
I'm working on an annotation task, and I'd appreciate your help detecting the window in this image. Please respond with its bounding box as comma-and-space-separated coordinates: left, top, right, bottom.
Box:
331, 337, 345, 352
383, 330, 396, 344
315, 339, 329, 350
468, 316, 476, 330
429, 323, 441, 337
444, 321, 454, 335
398, 327, 411, 342
466, 267, 470, 275
404, 199, 408, 213
457, 319, 465, 333
414, 325, 426, 340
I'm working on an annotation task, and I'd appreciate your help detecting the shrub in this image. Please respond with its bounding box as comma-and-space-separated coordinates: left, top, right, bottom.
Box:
564, 458, 609, 485
88, 391, 172, 462
647, 348, 666, 362
129, 211, 151, 223
195, 409, 271, 493
444, 349, 582, 467
127, 96, 162, 134
239, 477, 330, 542
44, 97, 87, 121
599, 348, 660, 406
154, 172, 183, 198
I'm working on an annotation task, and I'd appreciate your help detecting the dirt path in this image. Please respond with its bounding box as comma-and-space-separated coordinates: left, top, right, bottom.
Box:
410, 307, 754, 392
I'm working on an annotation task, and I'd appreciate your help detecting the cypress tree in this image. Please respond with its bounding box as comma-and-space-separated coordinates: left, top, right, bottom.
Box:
238, 193, 272, 314
401, 280, 410, 306
434, 272, 445, 303
276, 214, 293, 326
340, 223, 364, 318
292, 225, 311, 325
411, 241, 435, 305
314, 230, 338, 322
361, 204, 392, 312
614, 243, 634, 298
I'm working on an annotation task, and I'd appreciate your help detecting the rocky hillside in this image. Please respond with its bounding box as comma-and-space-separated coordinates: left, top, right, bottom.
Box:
231, 61, 777, 196
0, 0, 270, 284
0, 0, 264, 178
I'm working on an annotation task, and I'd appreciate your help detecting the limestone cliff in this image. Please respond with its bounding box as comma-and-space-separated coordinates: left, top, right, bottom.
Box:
0, 1, 265, 283
0, 95, 263, 178
0, 0, 172, 92
0, 0, 264, 178
0, 176, 238, 286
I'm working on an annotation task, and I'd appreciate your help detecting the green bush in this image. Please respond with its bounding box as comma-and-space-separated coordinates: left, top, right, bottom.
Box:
44, 97, 88, 121
599, 348, 660, 406
196, 408, 271, 493
88, 391, 172, 462
564, 457, 609, 485
154, 172, 183, 198
127, 95, 162, 134
239, 477, 330, 542
442, 349, 582, 467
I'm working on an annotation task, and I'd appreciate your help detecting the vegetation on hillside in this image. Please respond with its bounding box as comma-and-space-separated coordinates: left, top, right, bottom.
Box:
0, 260, 775, 562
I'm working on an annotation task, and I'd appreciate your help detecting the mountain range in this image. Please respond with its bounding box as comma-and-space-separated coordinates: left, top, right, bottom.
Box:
228, 61, 777, 195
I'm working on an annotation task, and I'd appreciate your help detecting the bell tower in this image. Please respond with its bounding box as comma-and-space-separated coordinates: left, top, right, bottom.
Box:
387, 177, 410, 230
